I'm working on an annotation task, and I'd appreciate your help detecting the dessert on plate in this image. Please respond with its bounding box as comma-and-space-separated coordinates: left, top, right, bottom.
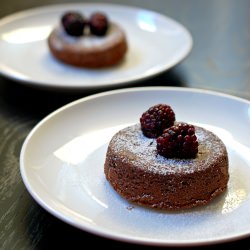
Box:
48, 11, 128, 68
104, 104, 229, 210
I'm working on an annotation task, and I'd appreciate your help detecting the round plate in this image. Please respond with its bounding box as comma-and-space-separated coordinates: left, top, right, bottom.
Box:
0, 3, 192, 90
20, 87, 250, 246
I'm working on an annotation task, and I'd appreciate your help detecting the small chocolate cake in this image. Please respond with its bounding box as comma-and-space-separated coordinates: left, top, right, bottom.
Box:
104, 123, 229, 210
48, 22, 128, 68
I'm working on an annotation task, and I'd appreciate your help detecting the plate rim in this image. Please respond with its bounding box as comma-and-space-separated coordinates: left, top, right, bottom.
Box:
20, 86, 250, 246
0, 3, 193, 91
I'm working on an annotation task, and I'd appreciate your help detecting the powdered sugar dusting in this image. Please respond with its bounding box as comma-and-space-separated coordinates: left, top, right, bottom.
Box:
109, 123, 227, 175
51, 22, 125, 50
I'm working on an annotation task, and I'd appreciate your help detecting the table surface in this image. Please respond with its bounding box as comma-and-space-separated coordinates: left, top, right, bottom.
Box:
0, 0, 249, 249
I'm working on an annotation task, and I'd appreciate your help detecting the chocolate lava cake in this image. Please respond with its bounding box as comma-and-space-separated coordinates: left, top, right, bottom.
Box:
48, 11, 128, 68
104, 121, 229, 210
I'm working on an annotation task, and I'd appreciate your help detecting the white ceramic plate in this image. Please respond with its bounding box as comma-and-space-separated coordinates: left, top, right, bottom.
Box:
0, 3, 192, 90
20, 87, 250, 246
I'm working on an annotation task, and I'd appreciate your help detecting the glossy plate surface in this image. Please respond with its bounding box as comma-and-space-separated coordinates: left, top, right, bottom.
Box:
20, 87, 250, 246
0, 3, 192, 90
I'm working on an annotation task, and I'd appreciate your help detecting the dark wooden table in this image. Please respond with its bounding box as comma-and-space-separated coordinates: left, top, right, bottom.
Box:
1, 0, 249, 249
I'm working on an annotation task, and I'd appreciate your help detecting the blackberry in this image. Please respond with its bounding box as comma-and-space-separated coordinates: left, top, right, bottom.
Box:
156, 122, 198, 158
140, 104, 175, 138
61, 11, 85, 37
89, 12, 109, 36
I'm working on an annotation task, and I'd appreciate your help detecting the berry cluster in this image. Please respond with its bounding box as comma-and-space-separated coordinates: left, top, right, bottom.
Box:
156, 122, 198, 158
140, 104, 175, 138
61, 11, 109, 37
140, 104, 199, 158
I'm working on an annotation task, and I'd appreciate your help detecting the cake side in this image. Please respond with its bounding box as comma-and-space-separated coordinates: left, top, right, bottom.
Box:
104, 123, 229, 210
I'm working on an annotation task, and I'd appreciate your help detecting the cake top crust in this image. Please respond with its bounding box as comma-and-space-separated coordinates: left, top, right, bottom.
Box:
109, 123, 228, 175
49, 22, 126, 51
